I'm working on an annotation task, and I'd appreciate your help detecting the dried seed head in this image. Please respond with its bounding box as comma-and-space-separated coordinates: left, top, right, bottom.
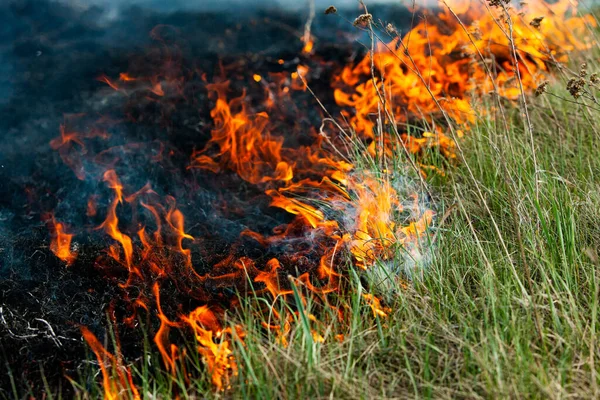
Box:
534, 80, 549, 97
386, 23, 398, 37
579, 62, 588, 77
530, 16, 544, 29
324, 6, 337, 15
567, 77, 586, 99
353, 13, 373, 28
470, 22, 482, 41
488, 0, 510, 7
590, 73, 599, 84
460, 44, 473, 59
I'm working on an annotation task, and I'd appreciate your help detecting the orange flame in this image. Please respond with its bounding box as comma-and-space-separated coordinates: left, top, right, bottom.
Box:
362, 293, 391, 318
190, 82, 293, 184
181, 307, 239, 391
334, 0, 595, 154
81, 327, 140, 400
302, 38, 314, 54
49, 217, 77, 265
99, 170, 134, 270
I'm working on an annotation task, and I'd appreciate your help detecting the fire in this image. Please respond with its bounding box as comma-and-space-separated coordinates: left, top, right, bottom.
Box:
302, 38, 314, 54
50, 121, 110, 180
363, 293, 391, 318
181, 306, 240, 390
99, 170, 134, 270
81, 327, 140, 400
44, 0, 593, 394
79, 166, 240, 390
48, 217, 77, 265
346, 173, 411, 266
190, 82, 294, 184
334, 0, 595, 155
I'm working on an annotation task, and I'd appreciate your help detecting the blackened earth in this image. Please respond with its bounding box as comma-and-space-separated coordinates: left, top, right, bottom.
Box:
0, 0, 413, 396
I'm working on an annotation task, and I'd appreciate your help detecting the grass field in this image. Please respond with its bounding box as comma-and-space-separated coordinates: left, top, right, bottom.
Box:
7, 3, 600, 400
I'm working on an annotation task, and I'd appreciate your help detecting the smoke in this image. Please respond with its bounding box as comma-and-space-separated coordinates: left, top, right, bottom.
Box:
54, 0, 441, 21
60, 0, 413, 13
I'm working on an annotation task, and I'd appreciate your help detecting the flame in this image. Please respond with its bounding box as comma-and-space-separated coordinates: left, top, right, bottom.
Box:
99, 170, 134, 270
254, 258, 294, 298
190, 82, 293, 184
334, 0, 595, 154
362, 293, 391, 318
81, 327, 140, 400
48, 217, 77, 265
181, 306, 239, 391
347, 173, 403, 266
302, 38, 314, 54
50, 120, 110, 180
119, 72, 137, 81
97, 74, 121, 91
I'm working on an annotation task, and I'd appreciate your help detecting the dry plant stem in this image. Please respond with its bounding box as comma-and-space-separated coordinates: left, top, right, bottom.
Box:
430, 203, 457, 245
374, 3, 551, 306
544, 91, 600, 141
489, 121, 546, 343
582, 8, 600, 49
441, 3, 533, 262
581, 106, 600, 141
592, 263, 600, 397
492, 2, 540, 203
545, 92, 600, 113
405, 0, 418, 49
317, 119, 353, 163
346, 18, 433, 198
300, 39, 433, 205
363, 20, 434, 201
297, 73, 353, 164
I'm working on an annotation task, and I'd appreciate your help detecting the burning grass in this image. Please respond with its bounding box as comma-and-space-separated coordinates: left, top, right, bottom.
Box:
3, 0, 600, 398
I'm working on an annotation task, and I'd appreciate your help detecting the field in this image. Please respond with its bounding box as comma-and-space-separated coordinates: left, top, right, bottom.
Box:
3, 1, 600, 399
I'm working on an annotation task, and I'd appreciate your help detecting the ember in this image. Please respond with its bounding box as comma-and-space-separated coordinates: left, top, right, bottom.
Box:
0, 0, 593, 396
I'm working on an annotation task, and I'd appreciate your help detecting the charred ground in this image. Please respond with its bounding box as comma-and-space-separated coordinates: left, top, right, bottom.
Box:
0, 0, 414, 395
